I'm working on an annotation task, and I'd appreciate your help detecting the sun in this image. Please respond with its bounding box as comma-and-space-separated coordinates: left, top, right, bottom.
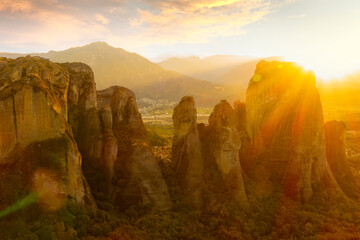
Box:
284, 55, 358, 83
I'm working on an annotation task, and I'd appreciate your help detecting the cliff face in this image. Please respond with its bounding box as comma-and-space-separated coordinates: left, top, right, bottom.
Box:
0, 57, 91, 209
172, 96, 204, 207
66, 62, 103, 168
0, 56, 171, 212
204, 100, 248, 203
325, 121, 359, 199
64, 64, 171, 209
96, 87, 172, 210
245, 61, 339, 202
172, 97, 248, 205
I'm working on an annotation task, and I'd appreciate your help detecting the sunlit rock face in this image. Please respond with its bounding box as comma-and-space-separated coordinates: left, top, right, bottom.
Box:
245, 60, 339, 202
325, 121, 359, 199
0, 57, 92, 209
97, 86, 172, 210
172, 96, 204, 208
203, 100, 248, 203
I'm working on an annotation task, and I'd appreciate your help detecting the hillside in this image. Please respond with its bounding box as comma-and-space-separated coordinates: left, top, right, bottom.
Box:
0, 42, 235, 106
135, 77, 237, 106
2, 42, 183, 89
158, 55, 254, 82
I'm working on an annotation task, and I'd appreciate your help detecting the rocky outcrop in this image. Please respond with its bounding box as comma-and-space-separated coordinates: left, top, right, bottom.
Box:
66, 62, 103, 168
0, 56, 92, 209
172, 96, 204, 207
96, 87, 172, 210
325, 121, 359, 199
99, 105, 117, 191
245, 60, 340, 202
0, 56, 171, 211
172, 97, 248, 205
203, 100, 248, 203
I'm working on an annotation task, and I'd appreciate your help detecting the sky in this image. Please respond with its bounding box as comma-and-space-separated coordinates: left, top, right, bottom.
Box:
0, 0, 359, 80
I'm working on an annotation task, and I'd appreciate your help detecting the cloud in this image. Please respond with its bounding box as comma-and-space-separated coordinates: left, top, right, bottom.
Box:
96, 14, 110, 24
0, 0, 32, 12
288, 14, 306, 19
0, 0, 124, 51
0, 0, 297, 52
128, 0, 271, 45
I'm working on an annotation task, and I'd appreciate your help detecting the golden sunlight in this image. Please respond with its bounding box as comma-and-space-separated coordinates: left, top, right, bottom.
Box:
1, 0, 360, 239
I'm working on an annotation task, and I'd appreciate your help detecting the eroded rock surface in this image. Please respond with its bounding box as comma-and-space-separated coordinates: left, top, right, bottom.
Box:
325, 121, 359, 199
66, 62, 103, 168
199, 100, 247, 203
96, 86, 172, 210
245, 60, 340, 202
0, 56, 92, 209
0, 56, 172, 211
172, 96, 204, 207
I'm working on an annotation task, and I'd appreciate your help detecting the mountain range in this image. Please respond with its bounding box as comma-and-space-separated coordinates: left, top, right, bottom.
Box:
0, 42, 243, 106
158, 55, 255, 82
2, 42, 331, 106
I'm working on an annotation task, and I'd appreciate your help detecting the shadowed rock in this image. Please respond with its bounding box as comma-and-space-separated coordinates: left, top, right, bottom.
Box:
325, 121, 359, 199
97, 87, 172, 210
99, 105, 118, 192
172, 96, 204, 208
200, 100, 248, 203
66, 62, 103, 168
60, 64, 172, 210
245, 60, 340, 202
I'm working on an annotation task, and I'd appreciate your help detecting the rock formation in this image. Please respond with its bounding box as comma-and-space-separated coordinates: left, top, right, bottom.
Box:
245, 60, 340, 202
172, 96, 204, 207
0, 56, 92, 210
96, 87, 172, 210
325, 121, 359, 199
99, 105, 117, 191
202, 100, 248, 203
172, 97, 248, 205
0, 56, 171, 213
66, 62, 103, 168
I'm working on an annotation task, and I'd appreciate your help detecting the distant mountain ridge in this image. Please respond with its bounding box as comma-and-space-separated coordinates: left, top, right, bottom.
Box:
158, 55, 283, 100
0, 42, 237, 107
1, 42, 179, 89
158, 55, 255, 82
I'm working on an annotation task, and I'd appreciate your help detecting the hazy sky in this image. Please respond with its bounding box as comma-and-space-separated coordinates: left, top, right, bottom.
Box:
0, 0, 359, 79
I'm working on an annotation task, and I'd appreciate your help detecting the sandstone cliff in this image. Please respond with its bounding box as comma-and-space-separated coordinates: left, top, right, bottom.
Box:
172, 96, 204, 207
0, 56, 92, 210
66, 62, 103, 168
200, 100, 248, 203
95, 86, 172, 210
0, 56, 171, 213
63, 63, 171, 210
325, 121, 359, 199
245, 60, 340, 202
